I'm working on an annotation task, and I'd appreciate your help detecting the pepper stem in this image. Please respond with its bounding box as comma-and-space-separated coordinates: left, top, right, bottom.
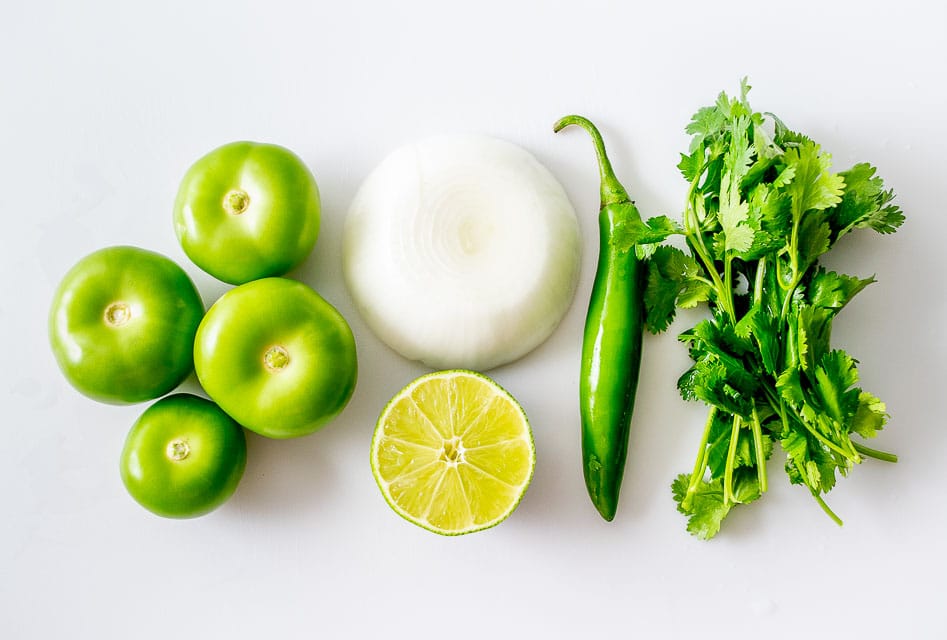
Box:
554, 115, 630, 208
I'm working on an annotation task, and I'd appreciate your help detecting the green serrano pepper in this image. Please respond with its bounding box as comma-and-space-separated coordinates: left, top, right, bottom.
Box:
554, 115, 644, 521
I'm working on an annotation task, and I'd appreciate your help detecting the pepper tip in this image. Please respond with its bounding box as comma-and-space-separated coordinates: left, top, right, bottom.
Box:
593, 500, 617, 522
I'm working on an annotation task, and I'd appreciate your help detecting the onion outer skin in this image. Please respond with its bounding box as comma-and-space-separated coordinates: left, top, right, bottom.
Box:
343, 134, 581, 371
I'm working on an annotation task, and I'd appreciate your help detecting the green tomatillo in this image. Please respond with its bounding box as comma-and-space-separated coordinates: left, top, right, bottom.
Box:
120, 393, 247, 518
49, 246, 204, 404
173, 141, 321, 285
194, 277, 357, 438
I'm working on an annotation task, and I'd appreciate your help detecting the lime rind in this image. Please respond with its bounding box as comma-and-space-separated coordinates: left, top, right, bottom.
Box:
370, 369, 535, 536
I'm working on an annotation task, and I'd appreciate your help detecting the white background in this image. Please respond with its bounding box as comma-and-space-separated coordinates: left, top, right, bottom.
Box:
3, 1, 945, 638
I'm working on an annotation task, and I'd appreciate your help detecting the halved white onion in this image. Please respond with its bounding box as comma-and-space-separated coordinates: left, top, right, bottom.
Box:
343, 134, 580, 371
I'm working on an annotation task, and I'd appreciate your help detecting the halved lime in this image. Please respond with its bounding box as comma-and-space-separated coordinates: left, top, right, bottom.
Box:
370, 370, 535, 535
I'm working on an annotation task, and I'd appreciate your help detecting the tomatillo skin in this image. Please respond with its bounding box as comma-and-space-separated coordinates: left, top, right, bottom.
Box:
194, 277, 357, 439
48, 246, 205, 404
173, 141, 321, 285
120, 394, 247, 519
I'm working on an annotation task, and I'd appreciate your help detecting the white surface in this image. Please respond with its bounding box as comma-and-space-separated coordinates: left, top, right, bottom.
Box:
2, 1, 944, 638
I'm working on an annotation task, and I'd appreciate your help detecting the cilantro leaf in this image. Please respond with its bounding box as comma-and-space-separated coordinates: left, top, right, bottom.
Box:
741, 155, 778, 189
781, 140, 846, 218
772, 117, 812, 148
739, 184, 786, 260
678, 148, 703, 182
743, 430, 773, 468
757, 183, 792, 242
732, 467, 763, 504
807, 268, 875, 311
718, 116, 755, 254
781, 424, 839, 494
772, 163, 797, 189
852, 391, 888, 439
776, 366, 805, 408
677, 351, 756, 418
831, 163, 905, 238
644, 262, 681, 333
860, 202, 904, 235
719, 197, 754, 254
677, 278, 712, 309
671, 469, 763, 540
796, 214, 832, 272
781, 423, 809, 484
688, 312, 756, 358
705, 410, 735, 478
610, 210, 682, 252
671, 474, 731, 540
643, 215, 684, 240
745, 304, 779, 376
810, 350, 861, 428
794, 305, 833, 374
686, 105, 728, 152
644, 245, 711, 333
725, 116, 754, 184
671, 473, 690, 514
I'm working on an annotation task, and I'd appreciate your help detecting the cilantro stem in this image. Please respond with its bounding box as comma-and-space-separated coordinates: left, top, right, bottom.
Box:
753, 258, 766, 304
750, 405, 767, 493
683, 157, 705, 227
775, 257, 792, 291
779, 275, 800, 323
682, 406, 717, 511
812, 492, 843, 527
684, 220, 735, 323
780, 210, 807, 322
842, 435, 861, 463
790, 215, 801, 276
723, 255, 737, 324
853, 441, 899, 463
723, 414, 743, 505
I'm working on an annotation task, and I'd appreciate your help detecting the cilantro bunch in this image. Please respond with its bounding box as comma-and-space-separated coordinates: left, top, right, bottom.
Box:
645, 81, 904, 539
